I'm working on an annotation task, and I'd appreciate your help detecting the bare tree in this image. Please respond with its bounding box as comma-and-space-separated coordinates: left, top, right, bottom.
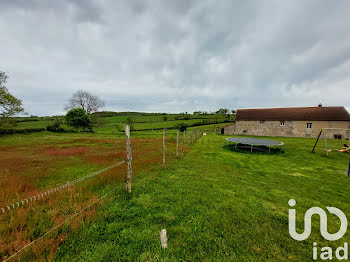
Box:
65, 90, 105, 114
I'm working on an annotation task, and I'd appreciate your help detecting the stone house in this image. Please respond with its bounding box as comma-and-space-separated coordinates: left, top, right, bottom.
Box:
222, 105, 350, 139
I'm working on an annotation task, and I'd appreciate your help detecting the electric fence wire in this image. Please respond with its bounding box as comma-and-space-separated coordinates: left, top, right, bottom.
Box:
2, 183, 121, 262
1, 160, 126, 214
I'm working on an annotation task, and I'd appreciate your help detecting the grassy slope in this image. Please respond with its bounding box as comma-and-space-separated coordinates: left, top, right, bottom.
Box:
95, 114, 228, 133
15, 120, 52, 129
96, 119, 223, 134
4, 113, 229, 133
54, 134, 350, 261
101, 114, 225, 123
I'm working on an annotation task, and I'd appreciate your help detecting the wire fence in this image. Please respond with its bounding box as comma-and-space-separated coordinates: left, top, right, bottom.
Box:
1, 161, 126, 214
0, 127, 205, 261
2, 184, 120, 262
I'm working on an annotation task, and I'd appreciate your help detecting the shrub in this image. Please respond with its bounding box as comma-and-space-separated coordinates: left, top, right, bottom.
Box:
46, 117, 64, 132
0, 127, 45, 135
176, 123, 188, 132
65, 108, 93, 131
124, 116, 135, 130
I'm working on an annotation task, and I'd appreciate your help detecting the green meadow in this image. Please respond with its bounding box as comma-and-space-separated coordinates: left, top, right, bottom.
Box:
2, 113, 230, 134
50, 133, 350, 261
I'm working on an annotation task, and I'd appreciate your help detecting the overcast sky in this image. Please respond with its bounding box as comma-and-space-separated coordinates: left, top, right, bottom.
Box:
0, 0, 350, 116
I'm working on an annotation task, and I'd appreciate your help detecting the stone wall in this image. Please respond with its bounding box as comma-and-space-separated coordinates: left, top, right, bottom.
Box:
223, 121, 350, 139
222, 123, 235, 134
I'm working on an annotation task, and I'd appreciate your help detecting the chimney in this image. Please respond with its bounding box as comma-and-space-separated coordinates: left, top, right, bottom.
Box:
318, 103, 322, 107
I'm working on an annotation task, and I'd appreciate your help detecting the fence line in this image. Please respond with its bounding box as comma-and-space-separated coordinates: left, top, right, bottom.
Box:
182, 130, 185, 154
2, 183, 120, 262
162, 128, 166, 164
125, 125, 132, 193
176, 130, 179, 158
1, 160, 126, 214
1, 128, 206, 214
1, 126, 207, 260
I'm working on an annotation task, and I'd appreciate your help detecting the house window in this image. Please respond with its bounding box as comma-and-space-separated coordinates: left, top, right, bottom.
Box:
334, 134, 342, 139
306, 123, 312, 129
259, 120, 265, 125
280, 121, 285, 126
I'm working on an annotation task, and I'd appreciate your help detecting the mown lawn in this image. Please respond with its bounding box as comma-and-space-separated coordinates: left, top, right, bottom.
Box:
54, 134, 350, 261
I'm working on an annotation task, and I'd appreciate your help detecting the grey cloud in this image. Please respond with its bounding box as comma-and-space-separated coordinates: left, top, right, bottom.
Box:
0, 0, 349, 116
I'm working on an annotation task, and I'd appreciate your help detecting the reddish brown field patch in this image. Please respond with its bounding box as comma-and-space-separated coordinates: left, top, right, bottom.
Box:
42, 146, 89, 156
84, 151, 125, 165
0, 134, 189, 261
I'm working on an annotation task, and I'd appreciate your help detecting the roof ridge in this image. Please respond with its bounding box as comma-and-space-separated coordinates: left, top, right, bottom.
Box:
237, 106, 345, 111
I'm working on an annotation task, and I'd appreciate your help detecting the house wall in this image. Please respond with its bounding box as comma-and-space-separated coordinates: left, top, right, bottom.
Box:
223, 120, 350, 139
222, 123, 235, 134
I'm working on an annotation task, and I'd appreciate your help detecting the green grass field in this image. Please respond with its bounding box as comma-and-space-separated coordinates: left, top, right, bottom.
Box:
1, 113, 230, 133
49, 133, 350, 261
1, 130, 349, 261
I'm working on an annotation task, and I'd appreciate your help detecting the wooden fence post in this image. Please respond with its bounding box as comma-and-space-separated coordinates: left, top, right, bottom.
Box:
176, 130, 179, 158
160, 229, 168, 249
182, 130, 185, 154
163, 128, 166, 164
125, 125, 132, 193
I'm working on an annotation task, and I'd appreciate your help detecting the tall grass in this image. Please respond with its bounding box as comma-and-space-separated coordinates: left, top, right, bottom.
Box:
0, 131, 188, 260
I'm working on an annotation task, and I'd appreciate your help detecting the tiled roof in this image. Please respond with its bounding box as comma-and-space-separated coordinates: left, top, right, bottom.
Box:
236, 106, 350, 121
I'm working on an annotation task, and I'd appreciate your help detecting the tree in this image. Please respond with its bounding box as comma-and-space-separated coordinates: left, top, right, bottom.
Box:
216, 108, 229, 114
216, 108, 232, 119
65, 90, 105, 114
65, 108, 92, 131
0, 71, 24, 118
230, 109, 236, 120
